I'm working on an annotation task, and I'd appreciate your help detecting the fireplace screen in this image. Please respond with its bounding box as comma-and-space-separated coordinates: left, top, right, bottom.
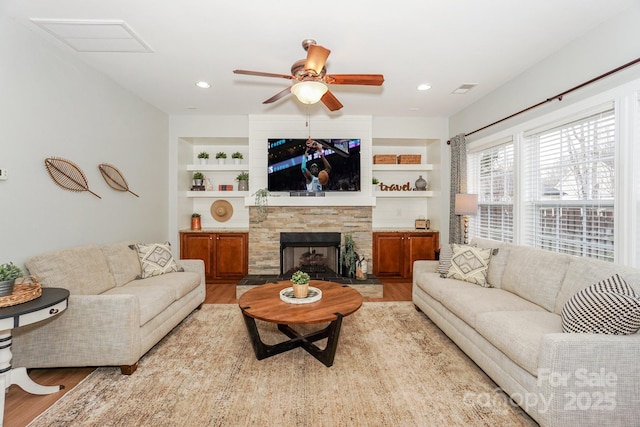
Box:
280, 232, 341, 277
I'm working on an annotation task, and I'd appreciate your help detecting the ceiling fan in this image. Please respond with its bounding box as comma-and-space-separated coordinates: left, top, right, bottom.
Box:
233, 39, 384, 111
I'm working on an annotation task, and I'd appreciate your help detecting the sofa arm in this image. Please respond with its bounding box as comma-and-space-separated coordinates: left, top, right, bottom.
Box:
12, 293, 142, 368
536, 333, 640, 426
178, 258, 206, 286
413, 260, 439, 277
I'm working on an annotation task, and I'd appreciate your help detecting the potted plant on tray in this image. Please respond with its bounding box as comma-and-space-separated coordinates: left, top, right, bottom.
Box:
290, 270, 311, 298
0, 262, 24, 297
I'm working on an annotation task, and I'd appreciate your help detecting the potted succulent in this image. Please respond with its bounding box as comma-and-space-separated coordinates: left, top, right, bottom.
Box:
197, 151, 209, 164
236, 171, 249, 191
193, 171, 204, 186
290, 270, 311, 298
0, 262, 23, 297
215, 152, 227, 165
231, 152, 244, 165
372, 177, 380, 192
191, 213, 202, 230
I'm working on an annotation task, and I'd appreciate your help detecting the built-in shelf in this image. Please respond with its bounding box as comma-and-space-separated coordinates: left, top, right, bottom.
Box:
187, 191, 249, 198
187, 164, 248, 171
243, 195, 377, 207
374, 191, 433, 198
372, 164, 433, 172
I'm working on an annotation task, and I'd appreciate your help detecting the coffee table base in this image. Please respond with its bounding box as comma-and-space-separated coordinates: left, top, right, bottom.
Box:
241, 311, 343, 367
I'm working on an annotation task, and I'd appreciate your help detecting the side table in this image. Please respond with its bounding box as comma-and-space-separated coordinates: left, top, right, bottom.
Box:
0, 287, 69, 426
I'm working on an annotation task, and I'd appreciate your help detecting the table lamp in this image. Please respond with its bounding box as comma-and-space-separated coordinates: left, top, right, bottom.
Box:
455, 193, 478, 244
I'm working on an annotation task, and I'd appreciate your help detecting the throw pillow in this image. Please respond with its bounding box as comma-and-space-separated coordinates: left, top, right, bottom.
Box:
446, 244, 493, 287
436, 244, 453, 277
561, 274, 640, 335
131, 242, 183, 279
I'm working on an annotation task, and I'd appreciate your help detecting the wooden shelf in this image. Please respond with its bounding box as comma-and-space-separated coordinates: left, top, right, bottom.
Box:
186, 191, 249, 198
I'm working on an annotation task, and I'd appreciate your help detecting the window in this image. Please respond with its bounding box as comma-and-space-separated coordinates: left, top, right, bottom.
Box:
523, 106, 615, 261
468, 140, 514, 242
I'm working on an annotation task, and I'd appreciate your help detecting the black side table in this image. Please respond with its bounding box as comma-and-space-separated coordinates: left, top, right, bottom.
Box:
0, 288, 69, 426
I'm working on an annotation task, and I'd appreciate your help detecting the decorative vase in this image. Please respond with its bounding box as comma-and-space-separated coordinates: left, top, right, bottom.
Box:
292, 282, 309, 298
238, 180, 248, 191
191, 217, 201, 230
0, 279, 15, 297
415, 175, 428, 191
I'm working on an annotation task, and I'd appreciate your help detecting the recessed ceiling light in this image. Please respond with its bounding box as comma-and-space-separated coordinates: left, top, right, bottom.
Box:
451, 83, 477, 94
195, 81, 211, 89
417, 84, 431, 91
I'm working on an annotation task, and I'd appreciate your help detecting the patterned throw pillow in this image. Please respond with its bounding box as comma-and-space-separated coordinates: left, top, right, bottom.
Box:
561, 274, 640, 335
446, 244, 492, 287
436, 244, 453, 277
131, 242, 183, 279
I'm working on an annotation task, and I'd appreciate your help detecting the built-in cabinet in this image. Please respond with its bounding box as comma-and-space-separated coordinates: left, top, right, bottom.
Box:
372, 231, 439, 278
180, 231, 248, 282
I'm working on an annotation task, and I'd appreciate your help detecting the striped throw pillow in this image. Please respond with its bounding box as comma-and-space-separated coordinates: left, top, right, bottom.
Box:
561, 274, 640, 335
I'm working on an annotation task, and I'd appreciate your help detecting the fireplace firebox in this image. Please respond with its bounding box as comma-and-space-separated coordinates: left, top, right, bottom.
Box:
280, 232, 341, 278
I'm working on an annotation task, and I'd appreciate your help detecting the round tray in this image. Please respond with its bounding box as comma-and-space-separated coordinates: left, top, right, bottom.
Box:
279, 286, 322, 304
0, 282, 42, 308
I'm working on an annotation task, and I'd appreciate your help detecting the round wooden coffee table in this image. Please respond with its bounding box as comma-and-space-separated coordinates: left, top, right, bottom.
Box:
238, 280, 362, 367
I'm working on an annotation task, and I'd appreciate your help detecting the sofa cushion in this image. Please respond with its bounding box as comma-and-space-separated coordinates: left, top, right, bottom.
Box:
475, 310, 562, 376
561, 274, 640, 335
103, 282, 176, 326
25, 245, 116, 295
131, 242, 183, 279
138, 271, 201, 300
101, 241, 141, 286
501, 246, 572, 312
446, 244, 492, 287
555, 256, 640, 314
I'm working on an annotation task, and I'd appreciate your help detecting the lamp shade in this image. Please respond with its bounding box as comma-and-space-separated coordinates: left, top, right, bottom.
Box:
454, 193, 478, 215
291, 81, 328, 104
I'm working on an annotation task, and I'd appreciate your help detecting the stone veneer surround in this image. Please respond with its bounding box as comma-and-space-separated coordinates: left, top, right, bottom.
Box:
249, 206, 372, 275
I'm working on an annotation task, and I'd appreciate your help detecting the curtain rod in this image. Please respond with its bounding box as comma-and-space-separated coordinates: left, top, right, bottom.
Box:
447, 57, 640, 144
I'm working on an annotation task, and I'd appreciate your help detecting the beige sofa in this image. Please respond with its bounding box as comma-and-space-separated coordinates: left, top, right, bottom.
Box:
12, 241, 205, 374
413, 237, 640, 427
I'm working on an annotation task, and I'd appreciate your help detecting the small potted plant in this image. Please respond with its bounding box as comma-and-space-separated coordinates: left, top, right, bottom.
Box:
193, 171, 204, 187
372, 177, 380, 192
215, 152, 227, 165
0, 262, 24, 297
197, 151, 209, 165
231, 152, 243, 165
191, 213, 202, 230
236, 171, 249, 191
290, 270, 311, 298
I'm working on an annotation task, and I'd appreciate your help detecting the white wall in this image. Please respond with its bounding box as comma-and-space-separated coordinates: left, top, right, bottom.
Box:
450, 3, 640, 141
0, 14, 169, 267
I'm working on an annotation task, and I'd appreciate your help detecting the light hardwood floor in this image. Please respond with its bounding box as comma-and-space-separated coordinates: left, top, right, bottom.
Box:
4, 280, 411, 427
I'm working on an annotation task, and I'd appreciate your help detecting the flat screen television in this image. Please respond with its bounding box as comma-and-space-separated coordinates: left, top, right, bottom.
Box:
267, 138, 361, 192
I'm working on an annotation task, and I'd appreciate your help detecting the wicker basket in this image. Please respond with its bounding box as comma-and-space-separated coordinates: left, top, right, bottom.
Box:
398, 154, 422, 164
373, 155, 397, 164
0, 275, 42, 308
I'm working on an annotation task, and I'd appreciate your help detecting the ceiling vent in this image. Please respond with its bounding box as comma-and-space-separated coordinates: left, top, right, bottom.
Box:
29, 19, 153, 53
451, 83, 477, 95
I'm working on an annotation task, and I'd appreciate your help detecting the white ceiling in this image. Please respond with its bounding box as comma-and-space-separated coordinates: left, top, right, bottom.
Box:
5, 0, 638, 118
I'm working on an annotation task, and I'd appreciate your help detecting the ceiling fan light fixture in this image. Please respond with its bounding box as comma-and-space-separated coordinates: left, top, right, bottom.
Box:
291, 81, 328, 104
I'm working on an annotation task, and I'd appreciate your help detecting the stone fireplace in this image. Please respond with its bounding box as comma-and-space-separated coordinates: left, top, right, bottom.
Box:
248, 206, 372, 275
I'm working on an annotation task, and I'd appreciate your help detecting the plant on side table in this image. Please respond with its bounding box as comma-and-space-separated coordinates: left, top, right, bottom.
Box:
290, 270, 311, 298
0, 262, 24, 297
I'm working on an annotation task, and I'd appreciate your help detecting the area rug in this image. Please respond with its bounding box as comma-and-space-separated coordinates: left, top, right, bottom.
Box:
29, 303, 536, 427
236, 283, 383, 299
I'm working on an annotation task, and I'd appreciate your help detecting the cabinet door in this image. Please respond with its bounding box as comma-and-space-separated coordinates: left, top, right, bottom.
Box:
180, 233, 214, 280
406, 232, 439, 276
214, 233, 248, 279
372, 233, 405, 277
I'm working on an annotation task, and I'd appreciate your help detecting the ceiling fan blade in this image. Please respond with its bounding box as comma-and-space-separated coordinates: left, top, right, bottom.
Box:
233, 69, 294, 80
325, 74, 385, 86
321, 90, 343, 111
305, 45, 331, 75
263, 87, 291, 104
